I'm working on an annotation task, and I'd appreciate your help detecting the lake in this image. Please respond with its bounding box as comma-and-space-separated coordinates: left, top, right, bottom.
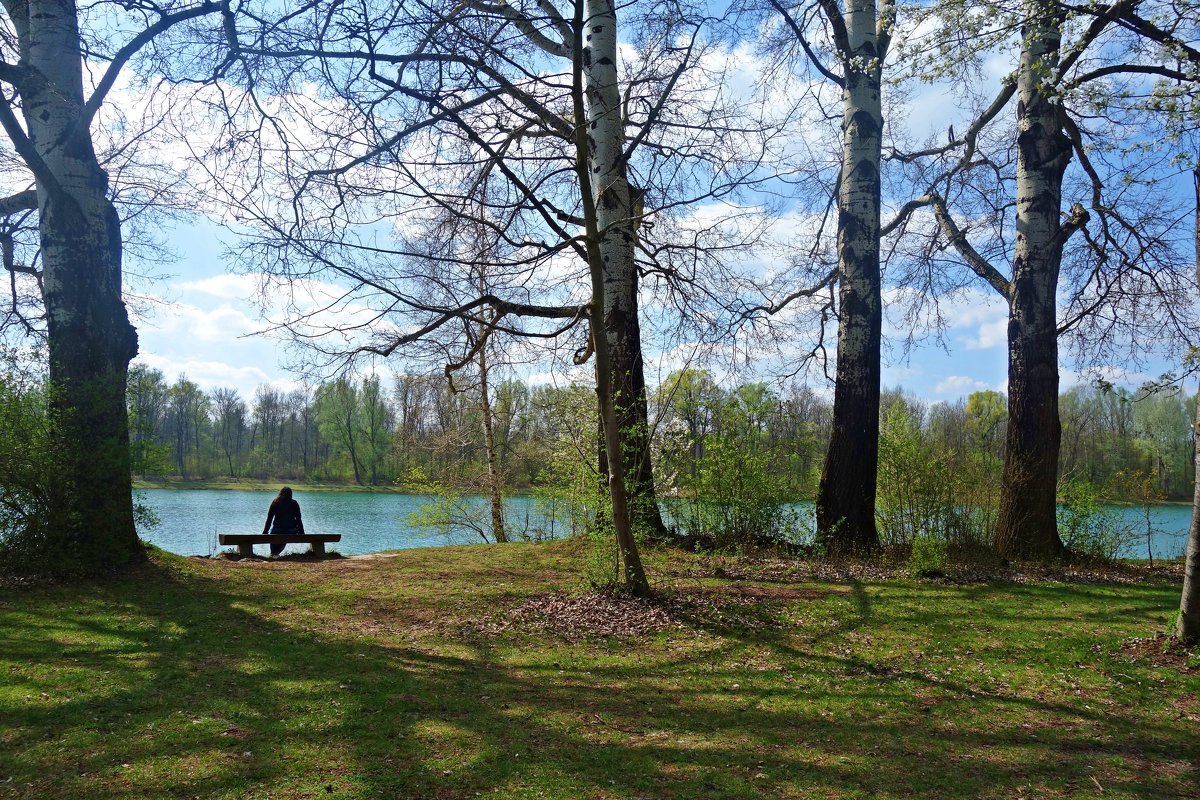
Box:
135, 488, 1193, 561
136, 489, 564, 557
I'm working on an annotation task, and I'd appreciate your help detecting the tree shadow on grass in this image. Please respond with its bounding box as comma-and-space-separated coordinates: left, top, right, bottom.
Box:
656, 576, 1198, 798
1, 559, 1198, 799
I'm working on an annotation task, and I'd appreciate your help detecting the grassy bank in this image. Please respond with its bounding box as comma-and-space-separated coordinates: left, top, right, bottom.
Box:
132, 479, 410, 493
2, 541, 1196, 799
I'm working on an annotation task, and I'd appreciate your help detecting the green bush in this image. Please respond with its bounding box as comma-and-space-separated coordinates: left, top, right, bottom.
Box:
1057, 480, 1134, 561
580, 513, 623, 591
0, 376, 75, 575
876, 402, 990, 548
908, 534, 949, 577
402, 466, 494, 543
668, 434, 801, 549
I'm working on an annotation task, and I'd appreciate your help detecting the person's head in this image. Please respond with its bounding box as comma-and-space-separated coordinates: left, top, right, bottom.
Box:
278, 486, 292, 501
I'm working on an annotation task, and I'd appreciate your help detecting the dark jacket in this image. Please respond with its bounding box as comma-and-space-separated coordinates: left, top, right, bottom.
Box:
264, 497, 304, 535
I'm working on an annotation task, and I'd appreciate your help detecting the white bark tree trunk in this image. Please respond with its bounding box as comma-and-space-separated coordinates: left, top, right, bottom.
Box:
578, 0, 649, 595
578, 0, 668, 542
4, 0, 140, 567
993, 1, 1070, 559
816, 0, 888, 555
1176, 165, 1200, 644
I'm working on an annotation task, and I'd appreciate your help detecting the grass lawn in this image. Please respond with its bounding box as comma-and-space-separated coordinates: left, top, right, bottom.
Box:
1, 540, 1197, 799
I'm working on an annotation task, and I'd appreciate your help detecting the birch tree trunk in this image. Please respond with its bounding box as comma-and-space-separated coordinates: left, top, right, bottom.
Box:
606, 312, 669, 540
578, 0, 649, 595
580, 0, 668, 543
1179, 384, 1200, 643
6, 0, 140, 567
993, 2, 1070, 559
1176, 164, 1200, 644
815, 0, 887, 555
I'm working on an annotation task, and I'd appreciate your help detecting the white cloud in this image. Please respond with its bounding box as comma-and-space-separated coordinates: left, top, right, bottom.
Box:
177, 274, 265, 298
939, 289, 1008, 329
921, 288, 1010, 351
134, 353, 293, 396
935, 375, 989, 395
964, 318, 1008, 350
140, 300, 263, 343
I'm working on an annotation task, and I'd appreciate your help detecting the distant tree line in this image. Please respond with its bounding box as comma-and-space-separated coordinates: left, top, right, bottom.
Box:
127, 363, 1195, 503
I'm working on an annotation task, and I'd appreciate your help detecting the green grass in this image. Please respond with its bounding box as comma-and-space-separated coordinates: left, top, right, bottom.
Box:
1, 541, 1197, 799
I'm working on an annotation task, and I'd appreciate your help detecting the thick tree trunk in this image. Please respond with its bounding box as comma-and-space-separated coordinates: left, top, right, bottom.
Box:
578, 0, 650, 595
477, 336, 508, 543
15, 0, 140, 567
816, 0, 886, 556
1176, 166, 1200, 645
993, 4, 1069, 560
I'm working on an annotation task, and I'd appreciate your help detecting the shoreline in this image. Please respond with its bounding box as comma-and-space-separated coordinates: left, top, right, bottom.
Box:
132, 480, 546, 499
133, 480, 1195, 507
133, 479, 412, 494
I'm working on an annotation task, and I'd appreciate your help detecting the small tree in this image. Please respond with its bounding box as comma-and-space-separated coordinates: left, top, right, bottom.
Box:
1180, 165, 1200, 644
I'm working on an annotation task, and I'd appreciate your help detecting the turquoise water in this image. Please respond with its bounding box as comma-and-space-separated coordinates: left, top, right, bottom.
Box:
136, 489, 558, 557
1107, 504, 1191, 561
136, 488, 1192, 560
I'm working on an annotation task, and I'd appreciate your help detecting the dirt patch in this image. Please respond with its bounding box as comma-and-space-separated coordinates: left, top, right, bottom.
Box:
1119, 632, 1200, 673
470, 592, 679, 640
467, 584, 824, 641
214, 552, 346, 564
349, 596, 438, 626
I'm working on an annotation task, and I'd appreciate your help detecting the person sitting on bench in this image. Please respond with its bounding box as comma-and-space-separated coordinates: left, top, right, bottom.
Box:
263, 486, 305, 556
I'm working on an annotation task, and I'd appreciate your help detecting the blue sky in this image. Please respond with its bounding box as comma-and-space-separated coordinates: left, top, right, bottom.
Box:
132, 214, 1036, 403
132, 217, 294, 396
125, 19, 1194, 405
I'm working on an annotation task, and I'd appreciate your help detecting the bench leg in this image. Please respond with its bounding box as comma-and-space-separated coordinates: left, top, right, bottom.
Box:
311, 541, 326, 556
238, 543, 254, 558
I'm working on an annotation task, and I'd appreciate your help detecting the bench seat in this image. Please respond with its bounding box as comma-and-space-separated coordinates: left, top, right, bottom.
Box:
218, 533, 342, 557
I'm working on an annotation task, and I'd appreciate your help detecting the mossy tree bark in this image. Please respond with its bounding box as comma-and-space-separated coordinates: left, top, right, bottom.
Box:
2, 0, 141, 568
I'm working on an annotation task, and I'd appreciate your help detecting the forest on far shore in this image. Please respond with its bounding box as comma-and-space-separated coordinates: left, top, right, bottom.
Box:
121, 363, 1196, 504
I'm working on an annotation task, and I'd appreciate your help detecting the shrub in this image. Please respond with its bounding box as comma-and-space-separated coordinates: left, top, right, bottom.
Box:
909, 534, 949, 577
876, 402, 988, 548
667, 434, 802, 550
0, 376, 79, 575
1057, 480, 1133, 561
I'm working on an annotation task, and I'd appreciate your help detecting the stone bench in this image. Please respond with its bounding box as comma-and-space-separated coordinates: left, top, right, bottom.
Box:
218, 533, 342, 558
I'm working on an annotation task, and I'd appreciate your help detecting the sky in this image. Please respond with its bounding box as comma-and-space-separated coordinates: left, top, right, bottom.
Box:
132, 217, 296, 397
122, 12, 1194, 405
127, 166, 1187, 408
131, 213, 1036, 403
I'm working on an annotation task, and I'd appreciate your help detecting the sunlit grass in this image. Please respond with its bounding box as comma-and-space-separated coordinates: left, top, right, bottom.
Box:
1, 540, 1196, 799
